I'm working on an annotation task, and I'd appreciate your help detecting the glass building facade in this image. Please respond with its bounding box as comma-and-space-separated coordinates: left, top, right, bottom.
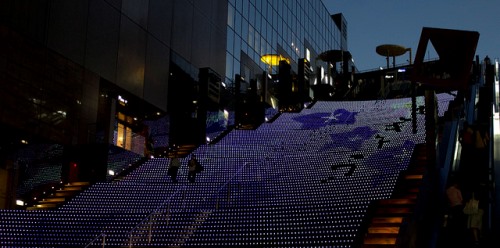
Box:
0, 0, 347, 168
225, 0, 344, 87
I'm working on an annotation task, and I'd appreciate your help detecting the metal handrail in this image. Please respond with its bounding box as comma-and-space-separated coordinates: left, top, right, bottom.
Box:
83, 161, 252, 247
83, 233, 106, 248
126, 184, 187, 246
203, 162, 250, 210
82, 184, 186, 248
127, 162, 251, 247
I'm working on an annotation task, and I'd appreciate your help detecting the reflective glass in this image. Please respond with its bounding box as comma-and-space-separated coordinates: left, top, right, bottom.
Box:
248, 25, 254, 48
254, 31, 260, 54
227, 5, 234, 28
226, 53, 233, 79
242, 19, 249, 44
227, 0, 342, 79
242, 0, 249, 20
249, 5, 255, 26
227, 27, 234, 54
235, 13, 242, 35
236, 0, 243, 12
233, 58, 240, 75
256, 13, 261, 32
234, 35, 241, 60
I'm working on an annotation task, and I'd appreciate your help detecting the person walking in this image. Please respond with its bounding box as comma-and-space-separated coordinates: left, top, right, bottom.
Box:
464, 191, 483, 247
446, 181, 466, 245
168, 154, 180, 183
187, 154, 199, 183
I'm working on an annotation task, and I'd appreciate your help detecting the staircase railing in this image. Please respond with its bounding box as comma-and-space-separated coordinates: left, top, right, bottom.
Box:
126, 184, 188, 247
83, 233, 105, 248
202, 162, 250, 211
83, 160, 254, 247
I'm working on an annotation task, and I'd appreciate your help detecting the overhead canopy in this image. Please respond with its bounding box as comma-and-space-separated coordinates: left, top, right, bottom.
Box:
412, 27, 480, 90
260, 54, 290, 66
317, 50, 352, 63
376, 44, 408, 57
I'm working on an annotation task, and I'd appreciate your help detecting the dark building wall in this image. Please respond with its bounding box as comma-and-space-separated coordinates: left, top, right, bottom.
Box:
0, 0, 227, 113
0, 24, 100, 145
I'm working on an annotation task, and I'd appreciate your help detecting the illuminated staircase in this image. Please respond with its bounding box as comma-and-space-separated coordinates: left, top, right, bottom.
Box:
361, 144, 427, 247
26, 181, 90, 210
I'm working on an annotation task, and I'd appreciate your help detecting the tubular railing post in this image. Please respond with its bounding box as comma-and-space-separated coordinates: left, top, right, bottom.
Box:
101, 234, 106, 248
166, 203, 171, 226
148, 215, 152, 244
182, 188, 187, 209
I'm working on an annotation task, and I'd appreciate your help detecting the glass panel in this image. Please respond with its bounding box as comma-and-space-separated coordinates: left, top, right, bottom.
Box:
117, 123, 125, 148
242, 18, 249, 44
235, 12, 242, 35
248, 25, 254, 48
242, 0, 249, 19
227, 27, 234, 53
260, 36, 266, 55
242, 42, 248, 55
226, 52, 233, 80
249, 4, 255, 26
227, 5, 234, 28
233, 58, 240, 75
266, 21, 272, 41
236, 0, 243, 12
256, 12, 261, 31
234, 35, 241, 59
125, 126, 132, 150
254, 31, 261, 54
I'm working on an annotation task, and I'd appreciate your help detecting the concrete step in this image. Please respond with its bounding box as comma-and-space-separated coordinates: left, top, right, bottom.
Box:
375, 207, 412, 216
379, 198, 416, 206
363, 235, 397, 246
404, 174, 423, 180
26, 203, 57, 210
54, 191, 78, 197
68, 181, 90, 186
367, 226, 400, 234
38, 197, 66, 203
370, 217, 404, 227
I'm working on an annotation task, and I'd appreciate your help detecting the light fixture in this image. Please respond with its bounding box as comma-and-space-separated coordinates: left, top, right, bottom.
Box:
260, 54, 290, 66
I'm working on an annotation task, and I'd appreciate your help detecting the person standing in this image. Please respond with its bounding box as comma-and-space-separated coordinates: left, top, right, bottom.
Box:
168, 154, 180, 183
446, 181, 466, 244
464, 191, 483, 246
459, 121, 474, 150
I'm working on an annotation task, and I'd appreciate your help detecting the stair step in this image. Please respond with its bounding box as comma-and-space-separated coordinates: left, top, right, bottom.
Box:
61, 186, 83, 191
375, 207, 412, 215
39, 197, 66, 203
379, 198, 416, 206
404, 174, 423, 180
54, 191, 78, 197
368, 226, 400, 234
68, 181, 90, 186
370, 217, 404, 227
393, 193, 418, 200
406, 166, 426, 173
362, 244, 397, 248
407, 187, 420, 193
27, 203, 58, 210
363, 236, 397, 245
